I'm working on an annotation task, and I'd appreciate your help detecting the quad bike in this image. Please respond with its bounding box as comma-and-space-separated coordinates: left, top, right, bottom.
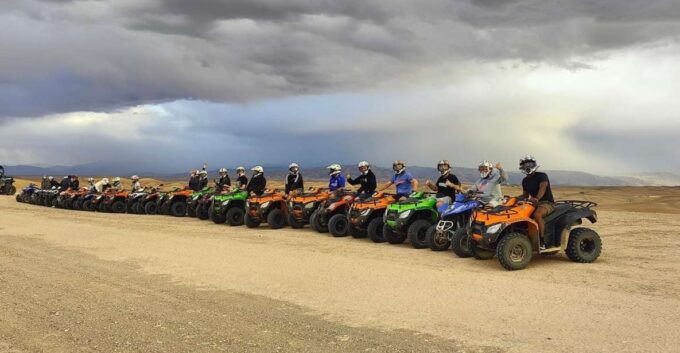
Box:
81, 192, 101, 212
187, 186, 215, 217
100, 190, 129, 213
210, 189, 249, 226
310, 191, 357, 236
347, 192, 396, 241
71, 189, 95, 211
0, 175, 16, 195
16, 184, 39, 203
428, 193, 483, 253
195, 192, 215, 220
287, 188, 331, 229
56, 188, 89, 209
135, 188, 163, 215
244, 190, 289, 229
127, 190, 149, 214
40, 188, 61, 207
158, 187, 192, 217
468, 199, 601, 271
382, 192, 439, 248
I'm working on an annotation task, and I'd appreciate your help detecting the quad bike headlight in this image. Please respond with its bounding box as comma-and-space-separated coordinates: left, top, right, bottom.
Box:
361, 209, 372, 216
305, 202, 316, 209
222, 200, 230, 206
486, 223, 503, 234
260, 201, 270, 209
399, 210, 412, 219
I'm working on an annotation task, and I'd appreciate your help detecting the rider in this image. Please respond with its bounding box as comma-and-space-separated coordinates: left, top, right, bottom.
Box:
285, 163, 304, 196
197, 170, 209, 190
59, 176, 71, 192
247, 166, 266, 196
327, 164, 346, 192
467, 161, 507, 207
41, 175, 50, 189
131, 175, 143, 192
86, 178, 97, 193
377, 160, 418, 200
188, 170, 199, 190
425, 160, 462, 208
216, 168, 231, 191
69, 175, 80, 190
48, 176, 60, 189
94, 178, 111, 193
112, 177, 122, 191
519, 155, 555, 244
235, 167, 248, 190
347, 161, 377, 199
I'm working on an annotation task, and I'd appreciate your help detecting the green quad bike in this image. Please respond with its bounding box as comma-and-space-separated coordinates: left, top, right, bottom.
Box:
382, 192, 439, 248
187, 186, 215, 218
0, 175, 17, 196
209, 189, 249, 226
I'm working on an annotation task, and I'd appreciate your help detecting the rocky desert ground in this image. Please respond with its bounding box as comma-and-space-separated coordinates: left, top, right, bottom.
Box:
1, 178, 680, 353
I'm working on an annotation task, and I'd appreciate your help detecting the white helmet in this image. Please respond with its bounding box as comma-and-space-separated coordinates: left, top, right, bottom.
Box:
218, 167, 228, 174
199, 170, 208, 176
437, 160, 451, 175
358, 161, 370, 168
289, 163, 299, 172
478, 160, 493, 178
236, 166, 246, 174
392, 160, 406, 174
48, 176, 54, 180
251, 166, 264, 174
101, 178, 110, 184
113, 177, 121, 182
87, 177, 95, 183
131, 175, 139, 181
327, 164, 342, 176
519, 155, 539, 175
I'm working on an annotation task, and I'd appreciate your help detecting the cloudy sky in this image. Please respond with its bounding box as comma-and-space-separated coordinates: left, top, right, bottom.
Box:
1, 0, 679, 174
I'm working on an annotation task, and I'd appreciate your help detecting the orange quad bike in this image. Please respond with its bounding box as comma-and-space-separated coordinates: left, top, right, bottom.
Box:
160, 187, 192, 217
101, 189, 130, 213
244, 189, 289, 229
287, 188, 331, 229
67, 188, 91, 210
468, 199, 601, 271
55, 188, 85, 209
310, 191, 357, 237
347, 192, 396, 241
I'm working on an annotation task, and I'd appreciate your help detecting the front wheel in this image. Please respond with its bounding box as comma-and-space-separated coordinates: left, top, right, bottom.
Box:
383, 223, 406, 244
197, 203, 210, 220
450, 228, 472, 258
428, 226, 451, 252
350, 225, 367, 238
110, 200, 126, 213
15, 194, 22, 202
5, 185, 16, 195
288, 214, 304, 229
245, 212, 261, 228
170, 201, 187, 217
310, 210, 327, 233
566, 228, 602, 263
367, 218, 385, 243
226, 207, 245, 226
82, 199, 95, 212
144, 201, 158, 215
209, 205, 226, 224
471, 241, 495, 260
328, 214, 349, 237
407, 220, 432, 249
496, 232, 533, 271
267, 209, 286, 229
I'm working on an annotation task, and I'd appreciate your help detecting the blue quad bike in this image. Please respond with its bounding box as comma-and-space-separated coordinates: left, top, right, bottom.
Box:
426, 193, 483, 255
16, 183, 39, 203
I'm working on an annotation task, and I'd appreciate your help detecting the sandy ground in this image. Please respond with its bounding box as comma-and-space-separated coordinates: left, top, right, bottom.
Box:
2, 189, 680, 353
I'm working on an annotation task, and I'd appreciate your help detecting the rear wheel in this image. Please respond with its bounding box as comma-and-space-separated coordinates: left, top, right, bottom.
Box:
310, 210, 328, 233
328, 214, 349, 237
428, 227, 451, 252
245, 212, 261, 228
350, 226, 367, 238
73, 199, 84, 211
497, 232, 533, 271
226, 207, 245, 226
566, 228, 602, 263
5, 185, 16, 195
209, 205, 226, 224
407, 220, 432, 249
170, 201, 187, 217
83, 199, 95, 212
63, 198, 73, 209
384, 223, 406, 244
187, 204, 197, 217
367, 218, 385, 243
267, 209, 286, 229
144, 201, 158, 215
111, 200, 126, 213
288, 214, 304, 229
197, 203, 210, 220
15, 194, 22, 202
450, 228, 472, 258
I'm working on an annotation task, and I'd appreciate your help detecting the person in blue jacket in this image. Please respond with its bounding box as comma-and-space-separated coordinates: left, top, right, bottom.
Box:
377, 160, 419, 200
327, 164, 346, 192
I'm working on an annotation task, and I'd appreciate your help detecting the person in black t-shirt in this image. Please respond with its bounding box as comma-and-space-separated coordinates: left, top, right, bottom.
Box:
234, 166, 248, 191
216, 168, 231, 191
347, 161, 377, 199
247, 166, 266, 196
285, 163, 304, 196
519, 155, 555, 241
425, 160, 462, 208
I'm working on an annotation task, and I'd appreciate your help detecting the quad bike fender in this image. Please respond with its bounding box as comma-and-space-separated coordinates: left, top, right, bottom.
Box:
480, 218, 540, 249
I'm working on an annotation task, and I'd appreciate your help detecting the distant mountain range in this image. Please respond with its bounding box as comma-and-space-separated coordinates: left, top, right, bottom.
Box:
4, 162, 680, 186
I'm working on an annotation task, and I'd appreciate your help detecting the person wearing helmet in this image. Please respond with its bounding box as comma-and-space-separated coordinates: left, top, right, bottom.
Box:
59, 176, 71, 192
41, 175, 50, 189
347, 161, 376, 198
426, 160, 462, 208
94, 178, 111, 193
467, 161, 508, 207
377, 160, 418, 200
87, 177, 97, 193
131, 175, 143, 192
69, 175, 80, 190
519, 155, 555, 243
247, 166, 266, 196
188, 164, 207, 191
112, 177, 122, 191
327, 164, 346, 192
48, 176, 60, 189
235, 167, 248, 190
216, 168, 231, 191
285, 163, 304, 196
197, 170, 209, 190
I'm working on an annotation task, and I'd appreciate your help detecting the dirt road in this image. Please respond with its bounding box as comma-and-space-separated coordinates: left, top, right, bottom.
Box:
1, 197, 679, 352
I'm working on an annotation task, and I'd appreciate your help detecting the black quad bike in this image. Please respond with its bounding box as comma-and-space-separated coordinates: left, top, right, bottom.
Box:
0, 175, 17, 196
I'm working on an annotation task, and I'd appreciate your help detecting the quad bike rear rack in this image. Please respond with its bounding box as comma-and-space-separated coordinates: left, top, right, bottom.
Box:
554, 200, 598, 209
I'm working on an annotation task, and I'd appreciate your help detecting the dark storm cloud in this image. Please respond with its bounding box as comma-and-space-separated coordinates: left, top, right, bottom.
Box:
2, 0, 680, 119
